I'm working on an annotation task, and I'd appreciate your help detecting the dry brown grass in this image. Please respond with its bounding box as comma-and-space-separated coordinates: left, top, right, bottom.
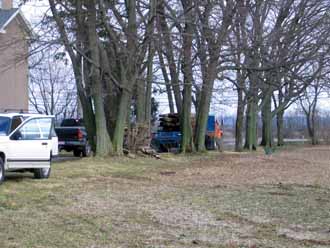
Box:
0, 146, 329, 247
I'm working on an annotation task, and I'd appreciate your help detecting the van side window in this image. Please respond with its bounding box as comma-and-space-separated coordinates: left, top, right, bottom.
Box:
38, 118, 52, 139
19, 119, 42, 140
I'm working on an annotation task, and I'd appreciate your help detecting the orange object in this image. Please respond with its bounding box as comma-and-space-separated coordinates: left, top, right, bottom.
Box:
215, 120, 223, 139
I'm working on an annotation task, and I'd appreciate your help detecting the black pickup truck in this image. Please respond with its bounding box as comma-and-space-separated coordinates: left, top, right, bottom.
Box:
55, 119, 91, 157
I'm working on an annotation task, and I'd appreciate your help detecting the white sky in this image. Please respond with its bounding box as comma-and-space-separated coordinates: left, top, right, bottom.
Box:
20, 0, 49, 27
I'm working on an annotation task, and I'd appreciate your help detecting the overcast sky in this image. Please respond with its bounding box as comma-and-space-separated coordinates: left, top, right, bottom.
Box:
21, 0, 49, 25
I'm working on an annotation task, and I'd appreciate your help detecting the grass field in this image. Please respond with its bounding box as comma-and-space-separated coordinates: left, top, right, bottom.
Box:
0, 146, 330, 248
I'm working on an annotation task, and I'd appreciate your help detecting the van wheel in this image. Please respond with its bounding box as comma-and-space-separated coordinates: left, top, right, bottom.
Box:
0, 158, 5, 184
34, 167, 51, 179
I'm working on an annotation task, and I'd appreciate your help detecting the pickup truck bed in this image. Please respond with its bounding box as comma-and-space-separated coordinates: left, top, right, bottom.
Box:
55, 119, 91, 157
151, 131, 181, 152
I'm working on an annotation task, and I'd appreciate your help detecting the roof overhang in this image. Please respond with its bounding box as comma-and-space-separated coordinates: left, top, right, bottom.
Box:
0, 9, 33, 38
0, 8, 20, 32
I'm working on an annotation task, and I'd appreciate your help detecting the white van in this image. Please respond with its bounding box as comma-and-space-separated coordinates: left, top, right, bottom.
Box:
0, 113, 58, 183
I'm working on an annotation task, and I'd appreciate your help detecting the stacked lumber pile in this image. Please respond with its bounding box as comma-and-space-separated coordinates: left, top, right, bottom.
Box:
124, 124, 151, 153
159, 113, 180, 132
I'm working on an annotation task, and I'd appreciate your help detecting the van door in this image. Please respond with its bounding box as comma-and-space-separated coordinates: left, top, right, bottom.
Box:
7, 118, 52, 169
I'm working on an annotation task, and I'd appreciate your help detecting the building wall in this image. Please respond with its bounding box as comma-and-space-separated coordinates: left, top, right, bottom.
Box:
0, 17, 28, 111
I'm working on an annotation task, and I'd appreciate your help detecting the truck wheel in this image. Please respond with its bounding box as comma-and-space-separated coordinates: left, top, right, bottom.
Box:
0, 158, 5, 184
34, 167, 51, 179
82, 143, 92, 157
73, 149, 81, 157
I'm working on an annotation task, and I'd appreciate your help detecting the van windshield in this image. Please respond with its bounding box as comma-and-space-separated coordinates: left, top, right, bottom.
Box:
0, 117, 10, 136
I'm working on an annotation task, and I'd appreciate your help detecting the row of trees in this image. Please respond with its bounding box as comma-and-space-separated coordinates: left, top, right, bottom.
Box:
229, 0, 330, 151
31, 0, 330, 156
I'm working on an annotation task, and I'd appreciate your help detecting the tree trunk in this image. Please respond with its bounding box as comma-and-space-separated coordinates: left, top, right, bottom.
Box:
86, 0, 113, 156
145, 42, 155, 128
180, 0, 194, 153
276, 109, 284, 146
194, 62, 217, 152
77, 63, 96, 152
276, 90, 285, 147
133, 43, 155, 152
136, 78, 146, 124
98, 43, 119, 139
244, 96, 257, 151
264, 97, 273, 148
260, 95, 272, 148
307, 113, 318, 145
260, 104, 266, 146
157, 48, 175, 114
113, 88, 131, 154
244, 104, 249, 149
144, 0, 157, 125
311, 100, 319, 145
113, 0, 137, 155
235, 86, 244, 152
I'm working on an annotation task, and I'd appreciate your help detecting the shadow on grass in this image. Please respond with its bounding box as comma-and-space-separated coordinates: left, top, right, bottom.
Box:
5, 172, 34, 182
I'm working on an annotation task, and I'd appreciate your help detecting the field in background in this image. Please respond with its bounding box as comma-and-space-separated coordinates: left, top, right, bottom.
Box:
0, 146, 330, 247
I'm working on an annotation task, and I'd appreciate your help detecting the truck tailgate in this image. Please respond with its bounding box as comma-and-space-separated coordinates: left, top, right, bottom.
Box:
55, 127, 81, 141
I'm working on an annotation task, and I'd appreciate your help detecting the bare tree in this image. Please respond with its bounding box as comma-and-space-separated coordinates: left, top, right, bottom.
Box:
299, 74, 329, 145
29, 52, 77, 121
224, 0, 330, 150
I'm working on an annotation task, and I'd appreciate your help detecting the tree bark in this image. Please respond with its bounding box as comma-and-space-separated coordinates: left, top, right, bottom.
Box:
276, 109, 284, 146
276, 90, 285, 146
112, 0, 137, 155
244, 96, 258, 151
260, 95, 272, 148
180, 0, 195, 153
235, 84, 244, 152
86, 0, 113, 156
113, 88, 131, 153
136, 78, 146, 124
156, 48, 175, 114
79, 58, 96, 151
144, 0, 157, 127
194, 62, 217, 152
307, 112, 318, 145
145, 45, 154, 126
